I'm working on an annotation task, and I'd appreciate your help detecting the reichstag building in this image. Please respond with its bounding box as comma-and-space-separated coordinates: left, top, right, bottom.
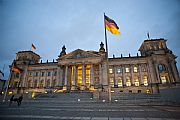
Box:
9, 38, 180, 94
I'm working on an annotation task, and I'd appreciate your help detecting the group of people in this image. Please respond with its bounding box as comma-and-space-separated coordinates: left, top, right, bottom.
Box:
9, 94, 23, 106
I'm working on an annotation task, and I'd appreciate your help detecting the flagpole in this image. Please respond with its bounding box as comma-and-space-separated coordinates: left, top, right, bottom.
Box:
104, 13, 108, 58
104, 13, 111, 102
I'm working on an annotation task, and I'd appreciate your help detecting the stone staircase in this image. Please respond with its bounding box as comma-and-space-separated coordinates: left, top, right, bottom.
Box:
35, 92, 93, 102
110, 93, 164, 104
111, 93, 161, 100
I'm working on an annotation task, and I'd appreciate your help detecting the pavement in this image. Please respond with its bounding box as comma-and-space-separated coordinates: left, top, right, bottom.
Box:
0, 98, 180, 120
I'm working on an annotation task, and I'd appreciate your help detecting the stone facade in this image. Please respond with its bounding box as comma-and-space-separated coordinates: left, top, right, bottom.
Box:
8, 38, 180, 94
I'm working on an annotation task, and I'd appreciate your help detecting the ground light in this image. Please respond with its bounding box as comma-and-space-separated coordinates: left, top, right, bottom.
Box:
31, 92, 36, 99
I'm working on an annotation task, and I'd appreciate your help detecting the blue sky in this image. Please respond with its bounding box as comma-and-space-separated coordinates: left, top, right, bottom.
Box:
0, 0, 180, 79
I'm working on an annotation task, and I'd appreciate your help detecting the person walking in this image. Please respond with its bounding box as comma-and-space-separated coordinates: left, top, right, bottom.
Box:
18, 95, 23, 106
9, 95, 14, 106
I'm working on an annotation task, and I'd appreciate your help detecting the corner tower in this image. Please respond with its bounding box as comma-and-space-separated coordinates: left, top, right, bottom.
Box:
16, 51, 40, 65
139, 38, 180, 90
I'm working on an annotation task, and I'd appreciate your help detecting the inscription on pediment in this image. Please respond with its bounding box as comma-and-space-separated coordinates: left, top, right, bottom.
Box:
61, 49, 101, 60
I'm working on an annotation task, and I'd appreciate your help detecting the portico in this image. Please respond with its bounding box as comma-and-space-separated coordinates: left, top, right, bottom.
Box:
57, 48, 105, 91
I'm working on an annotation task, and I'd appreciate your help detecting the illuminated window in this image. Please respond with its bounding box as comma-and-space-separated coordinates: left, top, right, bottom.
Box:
117, 77, 123, 87
77, 66, 82, 87
160, 76, 167, 83
116, 68, 122, 74
110, 78, 114, 87
126, 77, 131, 86
143, 75, 148, 86
109, 68, 113, 74
133, 66, 138, 73
134, 77, 139, 86
125, 67, 130, 73
86, 66, 90, 86
146, 89, 150, 94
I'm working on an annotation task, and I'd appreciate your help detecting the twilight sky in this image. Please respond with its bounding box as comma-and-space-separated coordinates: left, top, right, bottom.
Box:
0, 0, 180, 79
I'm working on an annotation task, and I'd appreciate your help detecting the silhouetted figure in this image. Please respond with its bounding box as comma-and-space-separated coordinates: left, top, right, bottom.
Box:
9, 95, 14, 106
13, 97, 19, 106
17, 95, 23, 106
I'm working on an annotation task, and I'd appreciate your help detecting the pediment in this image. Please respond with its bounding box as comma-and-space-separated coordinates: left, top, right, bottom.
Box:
59, 49, 102, 60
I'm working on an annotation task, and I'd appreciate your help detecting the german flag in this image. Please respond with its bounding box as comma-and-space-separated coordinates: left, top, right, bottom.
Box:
104, 15, 120, 35
12, 63, 23, 73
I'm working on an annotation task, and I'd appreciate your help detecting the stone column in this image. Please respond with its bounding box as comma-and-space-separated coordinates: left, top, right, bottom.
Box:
44, 71, 47, 88
81, 64, 86, 90
146, 63, 153, 93
90, 64, 94, 90
148, 60, 159, 93
50, 69, 54, 88
114, 66, 118, 87
99, 64, 102, 85
57, 66, 62, 87
37, 70, 41, 88
148, 59, 158, 83
63, 65, 68, 90
138, 64, 143, 85
22, 66, 28, 88
71, 65, 77, 90
171, 61, 180, 83
154, 63, 161, 83
102, 63, 108, 86
166, 61, 174, 83
130, 65, 134, 85
122, 65, 126, 87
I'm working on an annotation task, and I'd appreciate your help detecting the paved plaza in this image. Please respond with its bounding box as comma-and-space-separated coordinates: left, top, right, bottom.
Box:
0, 94, 180, 120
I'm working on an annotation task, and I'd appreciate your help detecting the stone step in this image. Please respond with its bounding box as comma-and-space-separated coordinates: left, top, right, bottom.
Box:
35, 92, 93, 99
